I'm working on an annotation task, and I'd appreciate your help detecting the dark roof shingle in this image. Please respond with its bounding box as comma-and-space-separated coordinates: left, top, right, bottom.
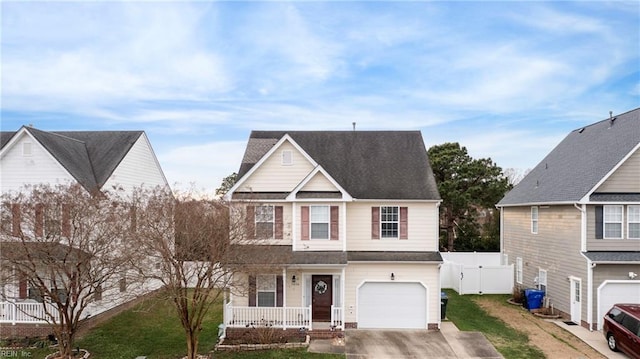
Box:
498, 108, 640, 206
237, 131, 440, 200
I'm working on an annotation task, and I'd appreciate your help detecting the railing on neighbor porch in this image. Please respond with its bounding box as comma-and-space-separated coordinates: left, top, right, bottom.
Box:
0, 301, 59, 324
331, 305, 343, 329
225, 302, 313, 329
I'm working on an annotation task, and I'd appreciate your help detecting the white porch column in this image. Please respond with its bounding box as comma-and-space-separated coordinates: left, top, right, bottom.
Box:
282, 267, 287, 330
341, 267, 346, 328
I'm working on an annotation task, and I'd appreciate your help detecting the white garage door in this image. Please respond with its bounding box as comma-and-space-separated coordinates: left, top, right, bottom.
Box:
598, 281, 640, 330
358, 282, 427, 329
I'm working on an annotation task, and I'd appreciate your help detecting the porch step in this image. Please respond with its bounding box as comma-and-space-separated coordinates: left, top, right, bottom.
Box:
307, 329, 343, 339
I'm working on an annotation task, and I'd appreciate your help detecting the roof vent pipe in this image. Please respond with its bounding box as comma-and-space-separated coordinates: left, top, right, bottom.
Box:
352, 122, 356, 131
609, 111, 616, 125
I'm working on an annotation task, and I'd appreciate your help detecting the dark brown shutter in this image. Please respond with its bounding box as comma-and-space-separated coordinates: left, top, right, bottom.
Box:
595, 206, 603, 239
19, 277, 27, 299
301, 206, 310, 240
276, 275, 283, 307
248, 275, 256, 307
330, 206, 339, 240
62, 204, 71, 237
246, 206, 256, 239
35, 204, 44, 237
275, 206, 283, 239
400, 207, 408, 239
371, 207, 380, 239
11, 203, 21, 237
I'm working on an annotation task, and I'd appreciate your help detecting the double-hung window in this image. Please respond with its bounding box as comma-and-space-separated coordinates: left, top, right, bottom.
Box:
628, 205, 640, 239
255, 205, 274, 238
310, 206, 329, 239
531, 206, 538, 234
538, 269, 547, 292
381, 206, 399, 238
516, 257, 523, 284
604, 205, 623, 239
256, 274, 276, 307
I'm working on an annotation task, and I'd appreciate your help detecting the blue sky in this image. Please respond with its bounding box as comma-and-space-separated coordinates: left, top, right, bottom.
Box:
2, 1, 639, 192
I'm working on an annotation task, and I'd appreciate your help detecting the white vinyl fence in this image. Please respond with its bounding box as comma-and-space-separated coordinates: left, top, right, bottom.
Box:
441, 252, 514, 295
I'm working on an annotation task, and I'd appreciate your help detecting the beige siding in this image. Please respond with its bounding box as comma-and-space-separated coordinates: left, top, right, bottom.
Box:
293, 202, 343, 251
238, 141, 315, 192
344, 263, 440, 326
300, 172, 339, 192
586, 205, 640, 250
0, 132, 76, 193
502, 206, 588, 319
346, 201, 439, 252
591, 265, 640, 323
103, 134, 167, 192
596, 148, 640, 193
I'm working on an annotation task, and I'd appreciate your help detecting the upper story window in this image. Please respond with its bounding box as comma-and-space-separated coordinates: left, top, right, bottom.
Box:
531, 206, 538, 234
255, 205, 274, 238
381, 206, 399, 238
281, 150, 293, 166
604, 205, 623, 239
310, 206, 329, 239
628, 205, 640, 239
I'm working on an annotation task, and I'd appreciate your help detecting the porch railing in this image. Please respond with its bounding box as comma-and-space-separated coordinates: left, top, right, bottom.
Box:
331, 305, 343, 329
225, 303, 312, 329
0, 301, 60, 324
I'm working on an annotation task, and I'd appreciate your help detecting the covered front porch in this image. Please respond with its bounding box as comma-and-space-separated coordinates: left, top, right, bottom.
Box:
223, 265, 345, 332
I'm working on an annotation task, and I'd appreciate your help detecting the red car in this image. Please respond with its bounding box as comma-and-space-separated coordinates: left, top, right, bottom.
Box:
603, 303, 640, 359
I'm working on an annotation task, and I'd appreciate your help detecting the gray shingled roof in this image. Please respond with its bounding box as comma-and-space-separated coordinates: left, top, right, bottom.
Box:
1, 127, 143, 192
583, 251, 640, 263
237, 131, 440, 200
498, 108, 640, 206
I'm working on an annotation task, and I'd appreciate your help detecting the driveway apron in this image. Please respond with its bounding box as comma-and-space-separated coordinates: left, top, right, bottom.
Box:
345, 329, 456, 359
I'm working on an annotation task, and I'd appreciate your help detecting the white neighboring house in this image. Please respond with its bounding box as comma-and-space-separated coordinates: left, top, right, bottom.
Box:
0, 126, 169, 324
224, 130, 443, 332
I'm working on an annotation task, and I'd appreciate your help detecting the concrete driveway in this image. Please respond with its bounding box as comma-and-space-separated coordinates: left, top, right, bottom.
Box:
344, 326, 502, 359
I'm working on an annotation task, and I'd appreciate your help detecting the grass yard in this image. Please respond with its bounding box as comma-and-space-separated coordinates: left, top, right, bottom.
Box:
443, 289, 545, 359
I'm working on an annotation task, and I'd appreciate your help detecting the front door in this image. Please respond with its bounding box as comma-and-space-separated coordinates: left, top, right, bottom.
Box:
312, 275, 332, 322
570, 277, 582, 324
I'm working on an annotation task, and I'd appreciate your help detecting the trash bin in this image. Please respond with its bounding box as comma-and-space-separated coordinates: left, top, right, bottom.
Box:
524, 289, 545, 311
441, 291, 448, 319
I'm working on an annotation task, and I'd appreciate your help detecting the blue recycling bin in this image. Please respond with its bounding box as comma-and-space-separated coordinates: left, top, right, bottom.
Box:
524, 289, 545, 310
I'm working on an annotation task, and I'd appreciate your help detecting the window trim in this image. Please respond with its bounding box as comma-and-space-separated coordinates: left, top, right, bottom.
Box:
255, 205, 275, 239
309, 205, 329, 240
627, 205, 640, 239
603, 205, 624, 239
531, 206, 538, 234
538, 268, 547, 292
516, 257, 523, 284
256, 274, 276, 307
380, 206, 399, 239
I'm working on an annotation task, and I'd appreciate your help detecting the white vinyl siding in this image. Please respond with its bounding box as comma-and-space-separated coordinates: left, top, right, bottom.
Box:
531, 206, 538, 234
628, 205, 640, 239
102, 134, 167, 192
604, 205, 623, 239
516, 257, 523, 284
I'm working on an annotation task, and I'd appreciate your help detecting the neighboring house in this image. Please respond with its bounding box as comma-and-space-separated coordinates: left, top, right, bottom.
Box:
224, 131, 442, 331
0, 126, 168, 327
497, 108, 640, 330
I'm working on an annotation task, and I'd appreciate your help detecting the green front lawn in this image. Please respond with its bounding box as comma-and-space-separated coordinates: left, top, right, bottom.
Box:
443, 289, 545, 359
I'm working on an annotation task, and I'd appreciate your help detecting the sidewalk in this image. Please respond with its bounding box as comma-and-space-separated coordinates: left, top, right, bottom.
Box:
549, 320, 629, 358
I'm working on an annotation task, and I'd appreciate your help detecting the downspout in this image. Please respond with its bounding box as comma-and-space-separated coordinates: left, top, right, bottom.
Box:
575, 203, 595, 331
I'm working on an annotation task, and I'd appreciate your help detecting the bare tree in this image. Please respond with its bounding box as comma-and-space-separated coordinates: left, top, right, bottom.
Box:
0, 184, 143, 359
132, 186, 284, 359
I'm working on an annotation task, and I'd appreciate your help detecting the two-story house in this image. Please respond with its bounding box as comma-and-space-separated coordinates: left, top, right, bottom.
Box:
223, 131, 442, 332
0, 126, 168, 332
497, 108, 640, 331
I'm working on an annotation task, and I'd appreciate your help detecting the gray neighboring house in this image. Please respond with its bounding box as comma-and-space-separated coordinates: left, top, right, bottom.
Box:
497, 108, 640, 331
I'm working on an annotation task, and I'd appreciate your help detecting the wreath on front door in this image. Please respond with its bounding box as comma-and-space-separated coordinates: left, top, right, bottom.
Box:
314, 280, 328, 295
